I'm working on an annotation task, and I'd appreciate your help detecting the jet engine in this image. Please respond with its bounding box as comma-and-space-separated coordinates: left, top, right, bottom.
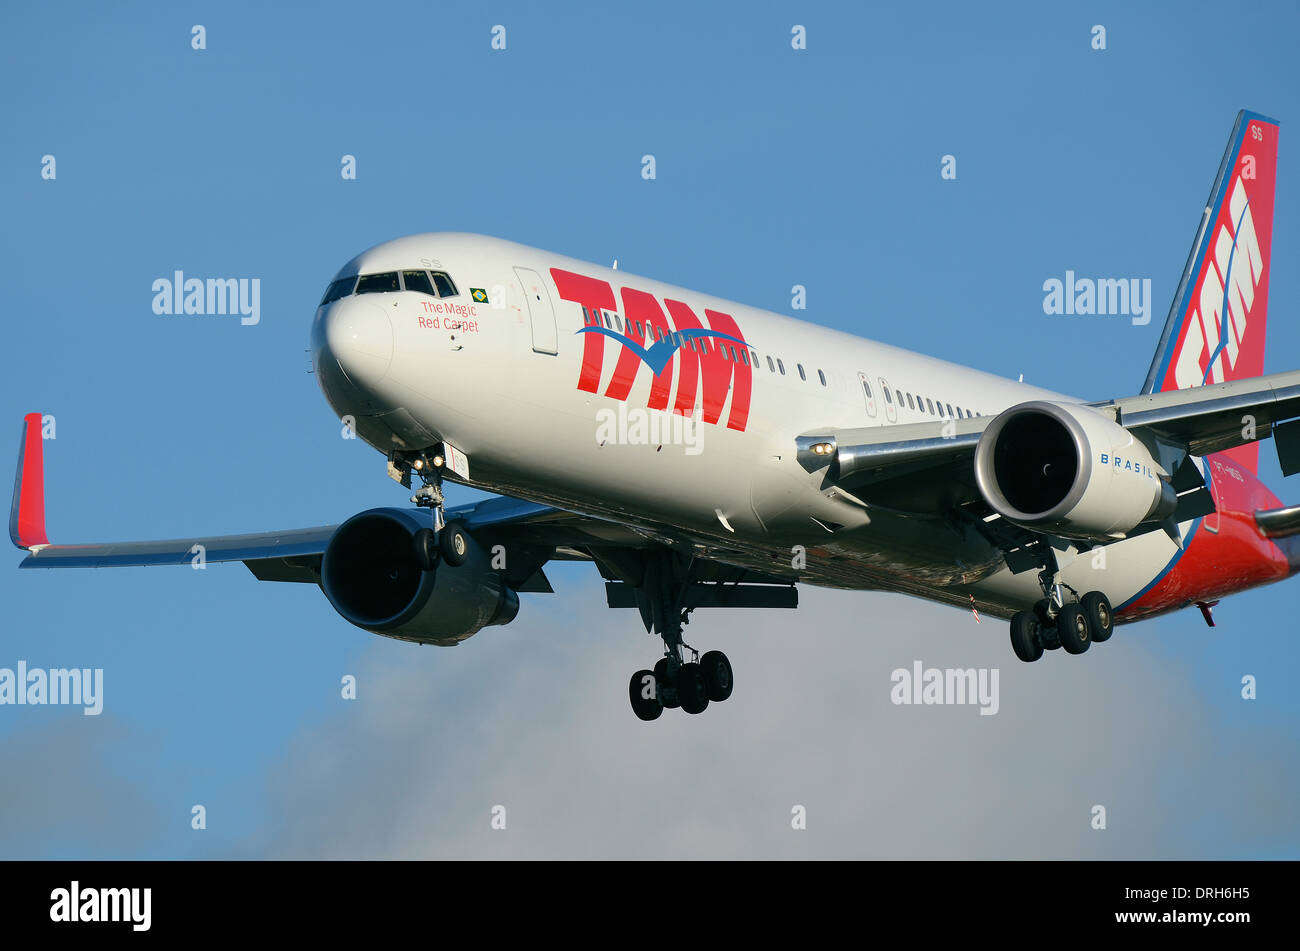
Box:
973, 401, 1177, 541
320, 508, 519, 645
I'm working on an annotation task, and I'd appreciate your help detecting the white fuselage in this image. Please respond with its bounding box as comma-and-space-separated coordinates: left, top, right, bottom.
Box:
311, 233, 1188, 622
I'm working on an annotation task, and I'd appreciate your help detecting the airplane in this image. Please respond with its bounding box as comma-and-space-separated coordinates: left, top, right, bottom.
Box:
11, 110, 1300, 722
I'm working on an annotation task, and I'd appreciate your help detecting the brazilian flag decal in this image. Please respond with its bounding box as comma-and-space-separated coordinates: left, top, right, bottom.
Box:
471, 288, 489, 303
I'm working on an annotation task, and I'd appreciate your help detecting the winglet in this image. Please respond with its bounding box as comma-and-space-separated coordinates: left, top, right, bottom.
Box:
10, 413, 49, 550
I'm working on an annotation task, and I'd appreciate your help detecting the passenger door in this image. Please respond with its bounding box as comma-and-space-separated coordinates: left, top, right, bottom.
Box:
514, 267, 558, 355
857, 371, 877, 418
878, 376, 897, 423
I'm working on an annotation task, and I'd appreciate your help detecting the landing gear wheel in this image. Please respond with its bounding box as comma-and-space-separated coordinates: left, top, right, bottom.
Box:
1081, 591, 1114, 643
412, 528, 438, 572
439, 523, 469, 567
628, 670, 663, 721
1009, 611, 1044, 663
675, 663, 709, 715
1034, 599, 1061, 649
699, 650, 733, 701
653, 658, 680, 709
1057, 603, 1091, 654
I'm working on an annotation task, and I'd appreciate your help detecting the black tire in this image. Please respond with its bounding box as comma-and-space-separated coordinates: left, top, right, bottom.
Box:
1034, 600, 1061, 649
700, 650, 734, 701
1009, 611, 1044, 663
1057, 603, 1091, 654
653, 658, 680, 709
412, 528, 439, 572
1081, 591, 1114, 643
675, 662, 709, 715
439, 523, 470, 567
628, 670, 662, 721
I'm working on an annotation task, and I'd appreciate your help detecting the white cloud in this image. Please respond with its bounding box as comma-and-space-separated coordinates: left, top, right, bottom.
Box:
236, 582, 1300, 859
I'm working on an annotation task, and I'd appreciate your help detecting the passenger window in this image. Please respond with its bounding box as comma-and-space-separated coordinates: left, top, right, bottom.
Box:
906, 393, 915, 410
320, 276, 356, 305
401, 270, 435, 296
777, 359, 786, 375
818, 369, 827, 386
946, 403, 954, 417
956, 406, 963, 418
431, 272, 457, 297
766, 356, 775, 372
797, 364, 806, 381
750, 350, 759, 366
926, 398, 935, 414
740, 348, 750, 366
896, 389, 904, 407
863, 379, 873, 399
356, 272, 400, 294
884, 388, 893, 404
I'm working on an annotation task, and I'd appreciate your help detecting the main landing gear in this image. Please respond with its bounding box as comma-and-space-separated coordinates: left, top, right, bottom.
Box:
1008, 566, 1114, 663
627, 554, 735, 721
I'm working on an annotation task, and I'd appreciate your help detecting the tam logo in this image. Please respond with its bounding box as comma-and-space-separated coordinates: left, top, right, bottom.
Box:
1164, 119, 1278, 395
1172, 173, 1265, 389
551, 268, 753, 431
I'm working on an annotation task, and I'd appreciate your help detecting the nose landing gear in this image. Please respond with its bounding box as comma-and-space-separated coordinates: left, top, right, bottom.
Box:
392, 446, 466, 571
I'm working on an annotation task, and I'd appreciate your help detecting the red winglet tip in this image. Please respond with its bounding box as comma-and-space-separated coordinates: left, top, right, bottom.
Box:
10, 413, 49, 549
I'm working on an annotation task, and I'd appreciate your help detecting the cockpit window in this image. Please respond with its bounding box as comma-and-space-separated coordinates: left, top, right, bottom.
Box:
320, 276, 356, 306
356, 272, 400, 294
401, 270, 435, 296
431, 271, 458, 297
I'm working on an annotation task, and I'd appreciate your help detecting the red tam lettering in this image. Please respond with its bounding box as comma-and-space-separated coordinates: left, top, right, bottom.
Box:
551, 268, 616, 394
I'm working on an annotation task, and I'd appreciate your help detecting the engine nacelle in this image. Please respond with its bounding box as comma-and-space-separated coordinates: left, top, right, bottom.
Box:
320, 508, 519, 646
974, 401, 1177, 541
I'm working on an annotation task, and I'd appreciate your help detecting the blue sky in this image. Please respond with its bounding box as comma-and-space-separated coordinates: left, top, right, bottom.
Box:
2, 1, 1297, 858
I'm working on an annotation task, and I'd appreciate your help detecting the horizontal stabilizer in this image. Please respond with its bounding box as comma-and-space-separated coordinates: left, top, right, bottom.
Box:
1255, 504, 1300, 539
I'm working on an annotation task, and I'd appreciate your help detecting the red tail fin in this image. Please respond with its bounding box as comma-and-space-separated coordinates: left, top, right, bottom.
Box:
1143, 110, 1280, 472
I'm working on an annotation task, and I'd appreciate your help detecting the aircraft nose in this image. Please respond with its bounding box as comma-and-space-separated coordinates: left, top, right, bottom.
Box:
316, 297, 393, 388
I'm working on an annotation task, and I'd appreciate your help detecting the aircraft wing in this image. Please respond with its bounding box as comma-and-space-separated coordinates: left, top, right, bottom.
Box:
10, 413, 694, 587
1096, 370, 1300, 463
794, 369, 1300, 560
